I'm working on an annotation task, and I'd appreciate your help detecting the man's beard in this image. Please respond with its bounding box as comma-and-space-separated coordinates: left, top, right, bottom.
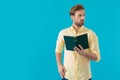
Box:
74, 21, 84, 27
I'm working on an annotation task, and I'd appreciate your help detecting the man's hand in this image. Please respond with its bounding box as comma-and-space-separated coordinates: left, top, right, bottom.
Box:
57, 64, 67, 78
74, 45, 85, 55
74, 45, 98, 60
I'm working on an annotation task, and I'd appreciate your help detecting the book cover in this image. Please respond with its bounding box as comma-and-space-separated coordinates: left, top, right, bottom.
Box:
64, 34, 89, 51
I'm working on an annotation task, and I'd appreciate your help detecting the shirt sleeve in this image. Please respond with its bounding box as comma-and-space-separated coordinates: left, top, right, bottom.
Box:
55, 30, 64, 53
89, 31, 101, 62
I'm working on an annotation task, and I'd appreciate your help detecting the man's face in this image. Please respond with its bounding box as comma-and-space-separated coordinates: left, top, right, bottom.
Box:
71, 10, 85, 27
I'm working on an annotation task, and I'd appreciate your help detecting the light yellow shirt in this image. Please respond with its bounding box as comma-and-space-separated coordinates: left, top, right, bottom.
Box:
55, 25, 101, 80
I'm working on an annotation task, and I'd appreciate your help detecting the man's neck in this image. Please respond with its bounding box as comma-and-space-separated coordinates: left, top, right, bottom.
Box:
73, 24, 82, 34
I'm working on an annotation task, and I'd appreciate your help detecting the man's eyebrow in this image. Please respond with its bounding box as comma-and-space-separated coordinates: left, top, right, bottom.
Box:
78, 14, 85, 15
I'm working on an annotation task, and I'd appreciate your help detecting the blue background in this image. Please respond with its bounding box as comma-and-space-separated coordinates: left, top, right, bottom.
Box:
0, 0, 120, 80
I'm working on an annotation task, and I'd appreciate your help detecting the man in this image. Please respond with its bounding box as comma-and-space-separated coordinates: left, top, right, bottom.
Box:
55, 4, 101, 80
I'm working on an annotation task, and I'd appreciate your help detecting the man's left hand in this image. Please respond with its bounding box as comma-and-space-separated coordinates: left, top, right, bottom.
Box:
74, 45, 86, 55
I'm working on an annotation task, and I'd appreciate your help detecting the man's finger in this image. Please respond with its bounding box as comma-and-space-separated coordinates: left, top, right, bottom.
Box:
59, 71, 63, 78
63, 66, 67, 72
78, 45, 83, 50
60, 71, 64, 78
74, 47, 77, 52
60, 68, 65, 78
61, 69, 65, 78
74, 47, 78, 52
75, 46, 80, 52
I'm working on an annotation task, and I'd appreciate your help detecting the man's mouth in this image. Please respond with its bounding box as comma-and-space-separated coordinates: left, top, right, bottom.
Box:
80, 20, 84, 23
81, 21, 84, 24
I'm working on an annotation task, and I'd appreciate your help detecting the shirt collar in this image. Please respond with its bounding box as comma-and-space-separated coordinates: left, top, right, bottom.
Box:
71, 25, 84, 32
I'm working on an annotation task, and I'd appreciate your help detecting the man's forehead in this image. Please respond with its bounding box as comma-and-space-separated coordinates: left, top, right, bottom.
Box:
75, 10, 85, 15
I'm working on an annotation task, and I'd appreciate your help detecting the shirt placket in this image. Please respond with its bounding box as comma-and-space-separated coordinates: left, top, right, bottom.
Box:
73, 29, 82, 80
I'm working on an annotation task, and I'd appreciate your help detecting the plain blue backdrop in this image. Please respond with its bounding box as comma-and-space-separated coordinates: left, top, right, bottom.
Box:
0, 0, 120, 80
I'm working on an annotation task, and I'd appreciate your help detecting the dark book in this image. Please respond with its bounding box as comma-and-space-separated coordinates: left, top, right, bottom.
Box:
62, 78, 68, 80
64, 34, 89, 51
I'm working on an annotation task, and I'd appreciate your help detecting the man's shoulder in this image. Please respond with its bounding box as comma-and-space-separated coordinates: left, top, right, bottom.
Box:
84, 26, 98, 37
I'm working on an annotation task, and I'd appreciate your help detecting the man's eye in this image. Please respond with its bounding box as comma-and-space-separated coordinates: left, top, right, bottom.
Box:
78, 15, 82, 17
78, 14, 85, 17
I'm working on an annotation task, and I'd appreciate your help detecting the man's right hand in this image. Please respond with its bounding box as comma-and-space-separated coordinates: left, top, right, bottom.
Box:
58, 64, 67, 78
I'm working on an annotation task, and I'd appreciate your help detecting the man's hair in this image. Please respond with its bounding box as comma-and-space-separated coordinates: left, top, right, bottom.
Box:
70, 4, 84, 16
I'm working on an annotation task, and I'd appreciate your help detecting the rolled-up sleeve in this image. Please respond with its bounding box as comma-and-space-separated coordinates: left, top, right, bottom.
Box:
55, 31, 64, 53
89, 32, 101, 62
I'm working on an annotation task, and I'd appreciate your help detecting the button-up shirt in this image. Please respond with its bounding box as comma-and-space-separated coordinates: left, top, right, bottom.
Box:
55, 25, 101, 80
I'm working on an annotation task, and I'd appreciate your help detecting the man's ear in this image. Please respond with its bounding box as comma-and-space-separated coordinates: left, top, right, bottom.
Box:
70, 15, 74, 21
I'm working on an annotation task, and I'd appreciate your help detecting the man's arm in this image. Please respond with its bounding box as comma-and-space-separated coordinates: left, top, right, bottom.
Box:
74, 45, 98, 61
56, 53, 66, 78
82, 51, 97, 60
56, 53, 62, 66
55, 30, 66, 78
